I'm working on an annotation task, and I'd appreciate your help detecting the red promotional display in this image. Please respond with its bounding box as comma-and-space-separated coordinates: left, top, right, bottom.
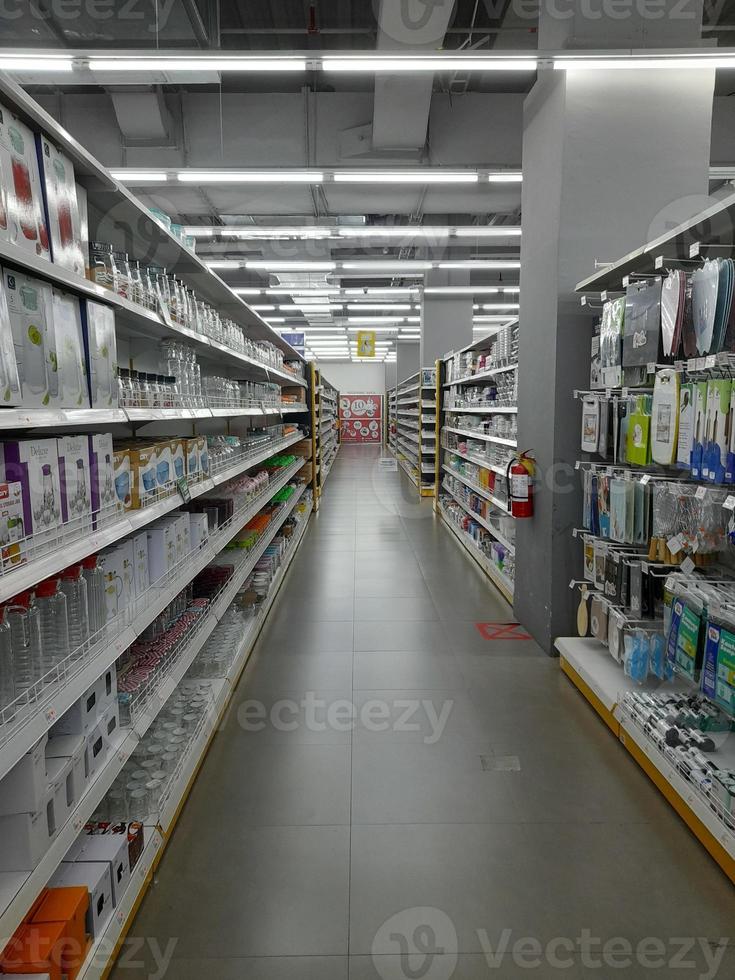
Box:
339, 394, 382, 443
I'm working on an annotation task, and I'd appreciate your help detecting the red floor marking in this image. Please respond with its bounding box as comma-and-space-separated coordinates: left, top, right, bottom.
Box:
476, 622, 532, 641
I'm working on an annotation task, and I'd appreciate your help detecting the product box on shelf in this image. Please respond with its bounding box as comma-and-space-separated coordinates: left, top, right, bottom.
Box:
184, 436, 200, 478
77, 182, 89, 276
112, 447, 131, 511
47, 754, 74, 824
1, 921, 69, 980
0, 479, 26, 567
146, 520, 177, 583
0, 274, 21, 405
36, 136, 85, 277
100, 701, 120, 749
52, 860, 113, 939
88, 432, 117, 525
73, 831, 131, 905
0, 103, 50, 259
57, 434, 92, 526
0, 437, 62, 548
292, 438, 312, 458
98, 539, 134, 621
0, 735, 48, 816
50, 669, 110, 737
132, 529, 149, 596
3, 268, 57, 408
52, 288, 89, 409
29, 885, 90, 976
81, 300, 118, 409
84, 718, 107, 780
188, 512, 209, 551
0, 783, 57, 870
169, 437, 186, 483
46, 733, 87, 805
115, 442, 162, 510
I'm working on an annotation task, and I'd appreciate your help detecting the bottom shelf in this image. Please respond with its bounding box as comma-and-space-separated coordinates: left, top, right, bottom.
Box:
437, 503, 514, 602
556, 637, 735, 884
75, 506, 315, 980
397, 454, 419, 490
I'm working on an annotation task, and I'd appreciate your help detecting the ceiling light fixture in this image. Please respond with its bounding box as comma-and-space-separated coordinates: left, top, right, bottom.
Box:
323, 56, 537, 72
423, 286, 519, 295
205, 260, 242, 270
0, 55, 73, 71
245, 260, 336, 271
346, 304, 413, 312
177, 170, 324, 183
89, 57, 308, 72
109, 170, 168, 182
438, 260, 521, 270
231, 288, 263, 296
334, 170, 478, 184
553, 56, 735, 71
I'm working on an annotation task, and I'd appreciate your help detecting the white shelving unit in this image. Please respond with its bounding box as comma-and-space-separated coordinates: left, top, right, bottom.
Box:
435, 331, 519, 601
418, 367, 438, 498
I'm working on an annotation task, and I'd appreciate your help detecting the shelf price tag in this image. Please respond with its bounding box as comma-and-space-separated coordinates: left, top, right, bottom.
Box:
695, 486, 707, 501
705, 355, 717, 369
724, 496, 735, 511
667, 534, 684, 555
640, 474, 651, 485
681, 556, 696, 575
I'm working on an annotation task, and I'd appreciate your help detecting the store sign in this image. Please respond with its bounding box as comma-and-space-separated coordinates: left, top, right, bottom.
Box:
281, 332, 305, 353
340, 394, 382, 443
356, 330, 376, 357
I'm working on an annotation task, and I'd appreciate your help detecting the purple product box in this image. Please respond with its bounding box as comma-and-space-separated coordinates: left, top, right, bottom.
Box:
0, 438, 62, 548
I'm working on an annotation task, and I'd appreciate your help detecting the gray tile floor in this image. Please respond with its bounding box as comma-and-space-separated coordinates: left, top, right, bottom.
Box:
111, 446, 735, 980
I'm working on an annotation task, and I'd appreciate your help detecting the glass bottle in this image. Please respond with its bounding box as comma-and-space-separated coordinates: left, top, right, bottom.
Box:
59, 564, 90, 653
6, 591, 42, 691
81, 555, 107, 638
34, 578, 70, 675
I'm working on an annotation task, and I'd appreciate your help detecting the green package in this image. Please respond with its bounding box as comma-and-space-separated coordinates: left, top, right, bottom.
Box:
675, 604, 703, 680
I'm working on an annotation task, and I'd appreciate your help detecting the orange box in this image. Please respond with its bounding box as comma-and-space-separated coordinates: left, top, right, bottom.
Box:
30, 886, 89, 973
1, 919, 79, 980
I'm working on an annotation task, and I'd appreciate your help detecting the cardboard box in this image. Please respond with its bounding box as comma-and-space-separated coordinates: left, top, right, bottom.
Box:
0, 479, 26, 567
0, 785, 57, 870
88, 432, 117, 525
3, 269, 57, 408
112, 448, 131, 511
51, 289, 89, 409
146, 521, 176, 583
98, 540, 134, 623
0, 736, 47, 815
0, 272, 21, 405
36, 136, 85, 277
188, 512, 209, 551
100, 702, 119, 750
126, 443, 163, 509
184, 437, 199, 479
131, 530, 149, 597
0, 438, 63, 546
169, 438, 186, 483
74, 832, 131, 905
50, 683, 102, 738
81, 301, 117, 410
0, 103, 50, 259
46, 755, 74, 824
1, 920, 67, 980
52, 861, 112, 939
57, 434, 92, 526
30, 886, 89, 974
45, 733, 86, 805
291, 438, 312, 458
84, 720, 106, 780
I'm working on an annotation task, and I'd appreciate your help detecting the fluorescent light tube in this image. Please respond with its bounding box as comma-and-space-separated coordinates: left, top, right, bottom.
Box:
205, 260, 242, 269
337, 226, 450, 238
245, 261, 336, 271
486, 172, 523, 183
178, 171, 323, 183
347, 327, 399, 333
110, 170, 169, 182
438, 260, 521, 270
340, 261, 432, 271
232, 288, 263, 295
424, 286, 498, 295
224, 226, 334, 239
268, 288, 339, 296
335, 171, 478, 184
553, 57, 735, 71
344, 288, 418, 296
480, 303, 520, 310
454, 226, 522, 236
0, 56, 73, 71
346, 304, 413, 311
323, 57, 537, 72
89, 57, 307, 72
252, 305, 277, 311
265, 317, 286, 323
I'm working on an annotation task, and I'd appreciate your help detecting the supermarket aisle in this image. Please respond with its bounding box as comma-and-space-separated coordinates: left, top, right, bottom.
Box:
113, 445, 735, 980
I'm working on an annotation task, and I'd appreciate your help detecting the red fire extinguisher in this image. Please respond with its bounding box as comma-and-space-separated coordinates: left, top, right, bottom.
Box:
506, 452, 534, 519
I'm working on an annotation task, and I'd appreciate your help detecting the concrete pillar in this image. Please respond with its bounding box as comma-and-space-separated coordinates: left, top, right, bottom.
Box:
420, 270, 474, 367
396, 340, 419, 387
385, 363, 397, 389
515, 64, 715, 653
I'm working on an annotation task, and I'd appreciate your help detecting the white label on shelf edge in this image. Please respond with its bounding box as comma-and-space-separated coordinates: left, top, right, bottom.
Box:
667, 534, 684, 555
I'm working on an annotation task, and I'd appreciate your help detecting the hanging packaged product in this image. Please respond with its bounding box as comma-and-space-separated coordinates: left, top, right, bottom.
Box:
581, 396, 599, 453
0, 277, 21, 406
703, 378, 731, 483
676, 382, 695, 469
0, 103, 49, 259
3, 268, 58, 408
623, 279, 661, 369
590, 334, 603, 389
599, 296, 625, 387
82, 300, 118, 409
701, 618, 735, 716
692, 260, 720, 355
57, 434, 92, 527
0, 437, 62, 548
51, 288, 89, 409
661, 269, 684, 358
651, 369, 679, 465
625, 396, 651, 466
726, 385, 735, 483
689, 381, 708, 479
666, 590, 704, 681
36, 135, 85, 277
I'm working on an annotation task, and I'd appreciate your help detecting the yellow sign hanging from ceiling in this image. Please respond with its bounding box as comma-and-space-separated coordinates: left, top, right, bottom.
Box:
356, 330, 376, 357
